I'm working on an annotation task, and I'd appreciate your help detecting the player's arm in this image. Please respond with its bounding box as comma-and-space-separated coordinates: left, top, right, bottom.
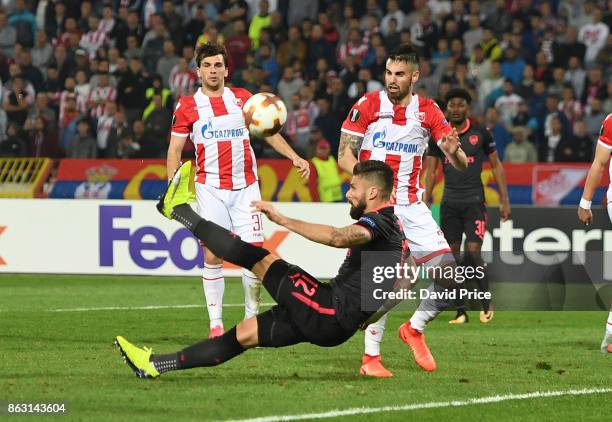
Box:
578, 143, 611, 225
488, 151, 511, 221
263, 132, 310, 179
252, 201, 372, 248
166, 134, 187, 180
338, 131, 363, 175
437, 128, 468, 171
423, 155, 439, 207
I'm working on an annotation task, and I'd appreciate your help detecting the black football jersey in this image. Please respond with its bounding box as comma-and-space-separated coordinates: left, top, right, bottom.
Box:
331, 206, 406, 332
428, 119, 496, 203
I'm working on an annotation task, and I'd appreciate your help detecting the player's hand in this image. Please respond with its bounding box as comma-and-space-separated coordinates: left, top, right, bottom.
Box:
578, 207, 593, 226
500, 202, 511, 222
252, 201, 285, 225
438, 128, 460, 156
292, 157, 310, 179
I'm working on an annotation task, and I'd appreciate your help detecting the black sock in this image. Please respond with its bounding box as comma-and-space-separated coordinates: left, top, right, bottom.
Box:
172, 204, 270, 270
178, 327, 245, 369
151, 353, 181, 374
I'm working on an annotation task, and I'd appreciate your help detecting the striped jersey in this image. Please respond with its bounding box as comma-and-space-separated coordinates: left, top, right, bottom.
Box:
597, 114, 612, 201
171, 87, 257, 190
341, 91, 452, 205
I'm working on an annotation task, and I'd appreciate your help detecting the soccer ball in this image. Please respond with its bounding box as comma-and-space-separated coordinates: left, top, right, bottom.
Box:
242, 92, 287, 137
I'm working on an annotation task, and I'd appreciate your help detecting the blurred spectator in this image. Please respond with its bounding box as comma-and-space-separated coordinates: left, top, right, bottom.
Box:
99, 3, 115, 35
582, 65, 607, 107
117, 58, 148, 124
143, 75, 172, 121
547, 67, 567, 99
501, 46, 525, 86
579, 7, 609, 63
307, 24, 336, 77
162, 1, 184, 51
80, 15, 110, 60
463, 14, 484, 57
347, 68, 383, 99
31, 30, 52, 70
338, 28, 368, 64
485, 107, 512, 159
479, 60, 504, 109
96, 101, 116, 158
3, 75, 33, 126
9, 0, 36, 48
106, 109, 132, 159
604, 81, 612, 113
169, 58, 197, 100
256, 43, 279, 87
288, 0, 318, 27
313, 96, 341, 156
479, 27, 502, 61
184, 5, 206, 49
77, 1, 93, 34
0, 107, 6, 143
27, 92, 57, 134
74, 70, 91, 114
18, 49, 43, 93
0, 11, 16, 58
1, 122, 27, 157
156, 40, 179, 88
226, 19, 251, 71
88, 71, 116, 120
311, 138, 343, 202
516, 64, 535, 99
545, 115, 569, 162
218, 0, 249, 28
585, 98, 608, 139
142, 19, 168, 75
277, 66, 303, 109
381, 0, 404, 37
554, 120, 593, 162
143, 93, 172, 141
553, 25, 586, 67
67, 119, 96, 158
249, 0, 271, 50
564, 55, 587, 100
124, 35, 143, 61
132, 118, 164, 158
504, 126, 538, 163
558, 85, 584, 125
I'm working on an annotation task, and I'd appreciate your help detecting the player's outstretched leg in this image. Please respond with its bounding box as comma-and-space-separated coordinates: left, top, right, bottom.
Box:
602, 306, 612, 353
360, 313, 392, 377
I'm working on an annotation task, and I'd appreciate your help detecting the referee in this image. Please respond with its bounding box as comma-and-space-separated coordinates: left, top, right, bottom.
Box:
424, 88, 511, 324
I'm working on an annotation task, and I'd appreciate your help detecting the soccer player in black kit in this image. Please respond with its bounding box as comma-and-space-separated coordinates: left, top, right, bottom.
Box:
115, 160, 407, 378
424, 88, 511, 324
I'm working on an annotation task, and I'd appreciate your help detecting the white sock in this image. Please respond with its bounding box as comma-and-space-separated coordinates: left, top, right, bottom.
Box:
242, 269, 261, 320
364, 313, 388, 356
202, 264, 224, 328
607, 308, 612, 334
410, 284, 443, 332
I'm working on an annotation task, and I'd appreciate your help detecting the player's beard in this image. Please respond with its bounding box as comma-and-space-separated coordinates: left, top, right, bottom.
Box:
349, 196, 367, 220
386, 80, 412, 103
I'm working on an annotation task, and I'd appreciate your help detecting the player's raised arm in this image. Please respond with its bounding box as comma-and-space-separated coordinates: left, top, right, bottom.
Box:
253, 200, 372, 248
338, 132, 362, 175
488, 151, 511, 221
438, 128, 468, 171
263, 132, 310, 179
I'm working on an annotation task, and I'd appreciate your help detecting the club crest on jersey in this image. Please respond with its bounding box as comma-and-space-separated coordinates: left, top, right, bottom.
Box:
469, 135, 479, 145
234, 97, 243, 108
350, 108, 360, 122
414, 112, 426, 122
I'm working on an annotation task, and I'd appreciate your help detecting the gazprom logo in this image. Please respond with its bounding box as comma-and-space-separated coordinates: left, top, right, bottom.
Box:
201, 117, 246, 140
372, 128, 418, 153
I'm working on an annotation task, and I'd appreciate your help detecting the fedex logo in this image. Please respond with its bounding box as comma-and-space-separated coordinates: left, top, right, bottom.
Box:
99, 205, 203, 270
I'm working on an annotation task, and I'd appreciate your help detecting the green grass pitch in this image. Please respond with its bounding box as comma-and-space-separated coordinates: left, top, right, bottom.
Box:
1, 274, 610, 421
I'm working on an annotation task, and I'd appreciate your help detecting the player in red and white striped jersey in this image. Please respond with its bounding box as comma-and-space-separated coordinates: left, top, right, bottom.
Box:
79, 16, 110, 59
168, 43, 310, 339
578, 113, 612, 354
339, 44, 468, 377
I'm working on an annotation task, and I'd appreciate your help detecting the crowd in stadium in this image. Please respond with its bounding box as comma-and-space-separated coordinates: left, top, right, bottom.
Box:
0, 0, 610, 163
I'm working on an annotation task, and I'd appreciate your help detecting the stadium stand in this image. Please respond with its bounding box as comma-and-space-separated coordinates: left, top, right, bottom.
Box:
0, 0, 610, 195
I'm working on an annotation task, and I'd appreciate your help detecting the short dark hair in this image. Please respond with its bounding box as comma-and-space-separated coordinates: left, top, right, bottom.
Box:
195, 43, 228, 67
387, 43, 419, 66
353, 160, 394, 199
445, 88, 472, 104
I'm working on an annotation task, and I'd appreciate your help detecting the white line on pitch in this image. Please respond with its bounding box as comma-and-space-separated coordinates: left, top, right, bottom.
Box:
44, 303, 275, 312
226, 387, 612, 422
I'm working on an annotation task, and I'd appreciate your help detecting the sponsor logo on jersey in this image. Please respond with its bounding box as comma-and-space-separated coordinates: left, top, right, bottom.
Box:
469, 134, 479, 145
415, 112, 425, 122
201, 117, 246, 140
372, 128, 419, 153
233, 97, 243, 108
